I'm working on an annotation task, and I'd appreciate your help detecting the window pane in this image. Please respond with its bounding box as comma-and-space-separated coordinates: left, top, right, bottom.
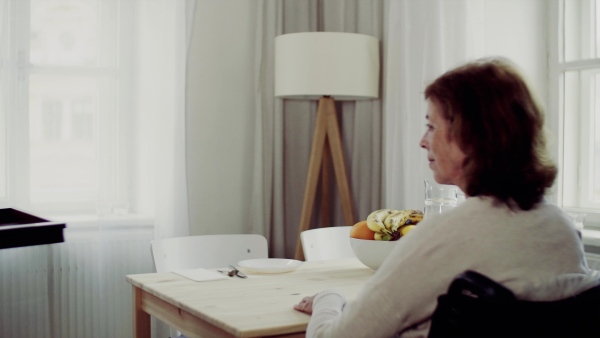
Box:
72, 99, 94, 141
562, 71, 579, 206
29, 74, 99, 202
597, 0, 600, 58
594, 73, 600, 203
562, 69, 600, 209
0, 80, 6, 199
564, 0, 600, 62
30, 0, 99, 67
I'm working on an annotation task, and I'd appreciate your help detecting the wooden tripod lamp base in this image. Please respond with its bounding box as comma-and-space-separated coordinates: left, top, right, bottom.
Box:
294, 96, 356, 260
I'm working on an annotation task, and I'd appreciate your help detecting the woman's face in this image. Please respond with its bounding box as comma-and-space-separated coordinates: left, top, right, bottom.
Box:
420, 100, 467, 191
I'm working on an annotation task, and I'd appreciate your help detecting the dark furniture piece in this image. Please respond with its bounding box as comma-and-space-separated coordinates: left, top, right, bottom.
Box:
0, 208, 66, 249
429, 270, 600, 338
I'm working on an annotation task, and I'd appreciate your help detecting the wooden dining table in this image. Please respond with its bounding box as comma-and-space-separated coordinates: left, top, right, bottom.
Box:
126, 258, 374, 338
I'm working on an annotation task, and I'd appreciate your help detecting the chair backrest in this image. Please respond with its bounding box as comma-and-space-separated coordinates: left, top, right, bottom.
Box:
301, 226, 355, 261
428, 270, 600, 338
150, 234, 268, 272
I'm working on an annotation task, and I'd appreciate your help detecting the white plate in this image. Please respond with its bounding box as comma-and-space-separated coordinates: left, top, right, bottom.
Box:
237, 258, 303, 274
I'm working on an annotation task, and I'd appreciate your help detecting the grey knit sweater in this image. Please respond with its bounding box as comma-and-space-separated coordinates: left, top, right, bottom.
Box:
305, 197, 600, 338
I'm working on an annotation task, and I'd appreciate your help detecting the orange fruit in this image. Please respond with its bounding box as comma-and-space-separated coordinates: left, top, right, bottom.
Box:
350, 220, 376, 240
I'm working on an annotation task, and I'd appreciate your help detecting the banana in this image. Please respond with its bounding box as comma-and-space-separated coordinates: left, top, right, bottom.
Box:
402, 210, 424, 226
366, 209, 394, 233
374, 232, 392, 241
384, 210, 408, 232
400, 225, 416, 236
365, 209, 424, 241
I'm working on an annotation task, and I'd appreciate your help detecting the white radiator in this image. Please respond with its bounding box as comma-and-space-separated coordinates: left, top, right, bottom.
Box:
0, 224, 155, 338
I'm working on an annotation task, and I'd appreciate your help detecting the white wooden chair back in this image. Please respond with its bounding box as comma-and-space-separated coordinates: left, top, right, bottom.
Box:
151, 234, 268, 272
301, 226, 355, 261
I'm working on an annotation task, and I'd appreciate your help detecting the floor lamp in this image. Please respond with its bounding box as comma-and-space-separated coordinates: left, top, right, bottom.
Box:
274, 32, 380, 260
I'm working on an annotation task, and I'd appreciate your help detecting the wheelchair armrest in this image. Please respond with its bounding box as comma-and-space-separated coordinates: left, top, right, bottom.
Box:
447, 270, 516, 303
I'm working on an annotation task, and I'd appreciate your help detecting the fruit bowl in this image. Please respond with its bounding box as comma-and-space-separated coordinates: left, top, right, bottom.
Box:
350, 238, 398, 270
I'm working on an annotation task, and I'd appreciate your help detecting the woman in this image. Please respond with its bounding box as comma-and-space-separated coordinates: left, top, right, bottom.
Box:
293, 58, 598, 337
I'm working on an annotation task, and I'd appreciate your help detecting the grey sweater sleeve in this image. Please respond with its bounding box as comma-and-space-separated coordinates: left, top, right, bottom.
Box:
306, 289, 346, 337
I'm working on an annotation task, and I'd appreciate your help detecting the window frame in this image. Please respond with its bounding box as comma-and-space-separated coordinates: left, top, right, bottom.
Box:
1, 0, 135, 215
551, 0, 600, 228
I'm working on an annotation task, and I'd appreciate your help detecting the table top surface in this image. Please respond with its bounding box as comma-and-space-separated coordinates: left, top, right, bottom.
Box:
126, 258, 374, 337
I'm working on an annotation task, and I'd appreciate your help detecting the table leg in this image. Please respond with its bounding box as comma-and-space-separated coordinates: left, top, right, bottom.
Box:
133, 285, 151, 338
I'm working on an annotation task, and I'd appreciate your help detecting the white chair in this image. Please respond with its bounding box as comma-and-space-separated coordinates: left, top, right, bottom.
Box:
150, 234, 268, 338
150, 234, 269, 273
301, 226, 356, 261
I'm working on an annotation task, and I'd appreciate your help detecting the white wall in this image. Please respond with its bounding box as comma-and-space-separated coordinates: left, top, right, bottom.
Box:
186, 1, 258, 235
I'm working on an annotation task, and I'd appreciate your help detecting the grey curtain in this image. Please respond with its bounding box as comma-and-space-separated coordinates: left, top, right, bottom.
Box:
252, 0, 385, 258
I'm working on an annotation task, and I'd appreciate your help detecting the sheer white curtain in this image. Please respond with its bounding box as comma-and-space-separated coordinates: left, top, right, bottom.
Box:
135, 0, 192, 240
0, 1, 191, 337
383, 0, 484, 209
133, 2, 194, 336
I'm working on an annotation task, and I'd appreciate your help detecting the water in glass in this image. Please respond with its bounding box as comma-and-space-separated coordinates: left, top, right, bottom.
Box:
424, 179, 459, 217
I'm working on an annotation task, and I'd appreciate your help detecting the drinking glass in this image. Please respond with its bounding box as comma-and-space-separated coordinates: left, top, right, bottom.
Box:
424, 179, 459, 217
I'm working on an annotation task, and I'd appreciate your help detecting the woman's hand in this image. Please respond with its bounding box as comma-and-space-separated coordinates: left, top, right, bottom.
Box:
293, 294, 317, 314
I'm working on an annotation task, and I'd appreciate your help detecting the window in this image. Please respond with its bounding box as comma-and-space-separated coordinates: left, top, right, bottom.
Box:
0, 0, 132, 214
555, 0, 600, 216
71, 99, 94, 141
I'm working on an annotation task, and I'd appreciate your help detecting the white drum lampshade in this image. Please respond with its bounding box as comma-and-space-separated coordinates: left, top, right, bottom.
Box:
275, 32, 379, 100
